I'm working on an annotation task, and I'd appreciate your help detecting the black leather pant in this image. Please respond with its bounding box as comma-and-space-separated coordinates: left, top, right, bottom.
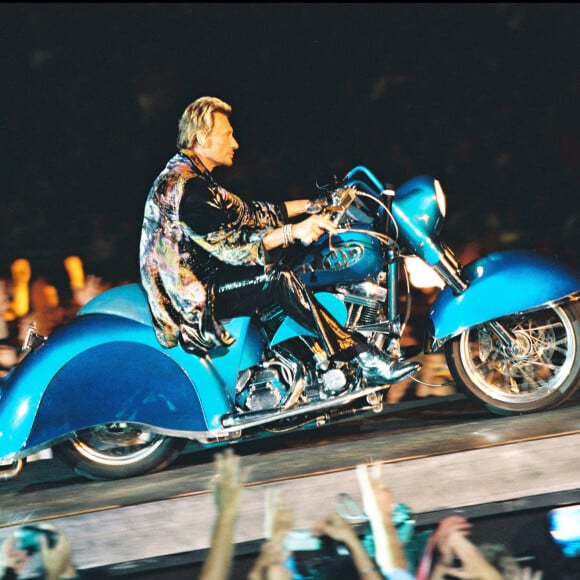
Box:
213, 265, 366, 361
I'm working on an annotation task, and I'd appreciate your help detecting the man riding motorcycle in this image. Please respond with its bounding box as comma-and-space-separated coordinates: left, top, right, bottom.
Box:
139, 96, 419, 387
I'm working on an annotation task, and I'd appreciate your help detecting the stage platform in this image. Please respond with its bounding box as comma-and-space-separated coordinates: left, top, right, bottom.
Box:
1, 395, 580, 576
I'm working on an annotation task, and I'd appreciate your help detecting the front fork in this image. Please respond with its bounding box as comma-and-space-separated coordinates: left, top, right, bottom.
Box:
386, 243, 403, 324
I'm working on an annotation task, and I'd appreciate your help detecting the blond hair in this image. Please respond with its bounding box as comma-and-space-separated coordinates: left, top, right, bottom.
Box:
177, 96, 232, 149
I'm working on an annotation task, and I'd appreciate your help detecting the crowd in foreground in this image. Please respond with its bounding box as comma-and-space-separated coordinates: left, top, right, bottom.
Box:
0, 450, 546, 580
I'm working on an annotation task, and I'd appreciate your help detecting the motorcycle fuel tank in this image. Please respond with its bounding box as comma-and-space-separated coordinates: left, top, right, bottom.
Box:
295, 231, 385, 288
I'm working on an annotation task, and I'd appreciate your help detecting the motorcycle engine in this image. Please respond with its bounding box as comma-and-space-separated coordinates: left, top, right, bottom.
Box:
317, 363, 359, 399
336, 280, 387, 327
235, 346, 356, 412
235, 367, 286, 411
235, 347, 304, 412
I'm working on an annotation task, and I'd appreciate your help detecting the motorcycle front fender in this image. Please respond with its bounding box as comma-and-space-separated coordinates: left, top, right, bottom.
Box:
429, 249, 580, 344
0, 315, 240, 460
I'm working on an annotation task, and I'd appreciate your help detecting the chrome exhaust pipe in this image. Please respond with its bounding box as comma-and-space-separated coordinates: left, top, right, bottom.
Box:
221, 383, 392, 430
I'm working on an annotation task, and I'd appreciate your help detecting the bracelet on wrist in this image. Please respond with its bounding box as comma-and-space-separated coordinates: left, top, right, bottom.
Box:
282, 224, 294, 248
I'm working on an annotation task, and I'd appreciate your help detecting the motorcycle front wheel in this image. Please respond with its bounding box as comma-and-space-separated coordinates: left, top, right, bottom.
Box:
54, 423, 187, 481
445, 301, 580, 415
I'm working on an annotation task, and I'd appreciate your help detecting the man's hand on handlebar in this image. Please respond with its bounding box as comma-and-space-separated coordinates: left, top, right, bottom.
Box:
293, 214, 338, 246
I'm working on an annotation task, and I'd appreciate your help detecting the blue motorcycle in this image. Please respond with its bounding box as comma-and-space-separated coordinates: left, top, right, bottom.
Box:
1, 166, 578, 481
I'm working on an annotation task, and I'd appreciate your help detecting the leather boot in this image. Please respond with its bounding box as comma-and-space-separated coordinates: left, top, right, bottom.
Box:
354, 347, 421, 386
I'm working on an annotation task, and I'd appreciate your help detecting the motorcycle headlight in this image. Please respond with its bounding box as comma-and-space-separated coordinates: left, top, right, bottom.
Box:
434, 179, 446, 218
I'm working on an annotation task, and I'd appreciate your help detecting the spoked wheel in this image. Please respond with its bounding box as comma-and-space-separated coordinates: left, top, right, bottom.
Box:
445, 302, 580, 415
54, 423, 187, 481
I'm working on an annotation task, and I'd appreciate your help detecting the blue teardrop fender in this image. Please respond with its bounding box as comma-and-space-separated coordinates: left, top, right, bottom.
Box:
0, 314, 252, 459
78, 283, 264, 391
78, 282, 153, 324
430, 249, 580, 342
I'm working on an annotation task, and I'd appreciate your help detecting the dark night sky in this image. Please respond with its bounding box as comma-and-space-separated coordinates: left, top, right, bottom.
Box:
1, 3, 578, 283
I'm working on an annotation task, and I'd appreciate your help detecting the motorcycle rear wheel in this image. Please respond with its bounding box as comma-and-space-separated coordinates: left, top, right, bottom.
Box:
445, 301, 580, 415
54, 423, 187, 480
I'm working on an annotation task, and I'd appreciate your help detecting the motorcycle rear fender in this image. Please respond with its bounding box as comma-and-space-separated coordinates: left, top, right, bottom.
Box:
429, 249, 580, 345
79, 283, 345, 356
0, 314, 259, 460
78, 282, 154, 324
78, 283, 264, 385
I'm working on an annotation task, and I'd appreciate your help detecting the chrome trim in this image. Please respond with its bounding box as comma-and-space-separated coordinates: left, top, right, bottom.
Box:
349, 320, 399, 334
0, 459, 24, 480
221, 383, 393, 430
432, 257, 469, 293
21, 322, 46, 354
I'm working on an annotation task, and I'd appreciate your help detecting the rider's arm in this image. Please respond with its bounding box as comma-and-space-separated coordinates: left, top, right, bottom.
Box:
283, 199, 310, 217
262, 214, 337, 251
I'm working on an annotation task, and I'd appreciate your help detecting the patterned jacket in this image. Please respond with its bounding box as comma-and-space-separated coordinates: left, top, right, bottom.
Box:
139, 151, 287, 354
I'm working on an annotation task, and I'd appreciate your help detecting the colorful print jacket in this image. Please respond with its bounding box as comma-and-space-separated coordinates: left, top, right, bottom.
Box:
139, 152, 287, 354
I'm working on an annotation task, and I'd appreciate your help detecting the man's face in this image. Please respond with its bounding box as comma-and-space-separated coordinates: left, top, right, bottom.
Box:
196, 111, 239, 171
